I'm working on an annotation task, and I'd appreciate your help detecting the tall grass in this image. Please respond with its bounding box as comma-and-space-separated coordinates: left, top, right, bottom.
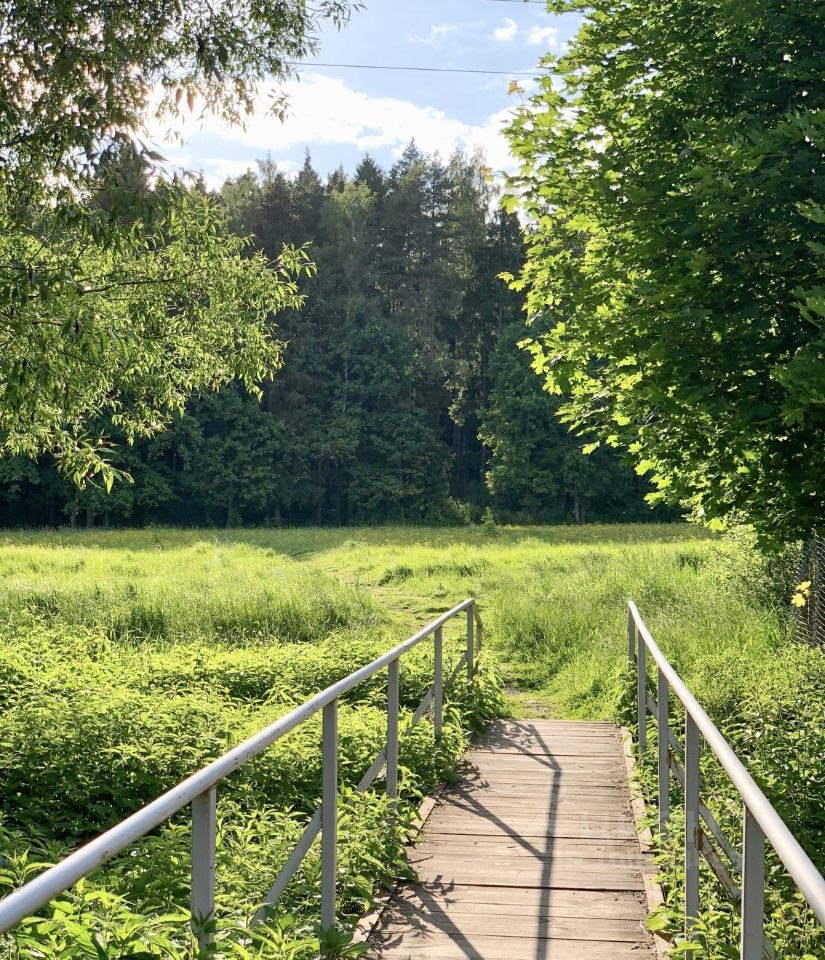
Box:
0, 530, 502, 959
0, 524, 820, 957
0, 538, 381, 644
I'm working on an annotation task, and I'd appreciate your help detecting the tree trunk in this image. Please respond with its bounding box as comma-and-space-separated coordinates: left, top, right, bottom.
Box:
225, 482, 235, 528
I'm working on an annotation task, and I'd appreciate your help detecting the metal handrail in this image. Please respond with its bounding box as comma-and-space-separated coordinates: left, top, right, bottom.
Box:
0, 598, 483, 947
628, 600, 825, 958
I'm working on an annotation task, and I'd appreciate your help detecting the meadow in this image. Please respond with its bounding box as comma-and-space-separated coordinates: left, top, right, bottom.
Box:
0, 524, 822, 958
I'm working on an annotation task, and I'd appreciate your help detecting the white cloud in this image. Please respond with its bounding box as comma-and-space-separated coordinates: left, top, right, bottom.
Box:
492, 18, 519, 42
411, 23, 460, 45
200, 158, 257, 180
145, 74, 519, 180
526, 25, 561, 50
468, 106, 518, 173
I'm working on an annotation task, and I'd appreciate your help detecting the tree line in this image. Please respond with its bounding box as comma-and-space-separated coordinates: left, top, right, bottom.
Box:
0, 146, 664, 528
2, 0, 821, 543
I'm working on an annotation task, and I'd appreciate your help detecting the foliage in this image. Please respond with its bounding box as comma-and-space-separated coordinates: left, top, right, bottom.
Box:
0, 1, 355, 484
0, 168, 313, 490
0, 149, 658, 527
1, 525, 822, 953
479, 321, 673, 523
504, 0, 825, 543
0, 529, 504, 957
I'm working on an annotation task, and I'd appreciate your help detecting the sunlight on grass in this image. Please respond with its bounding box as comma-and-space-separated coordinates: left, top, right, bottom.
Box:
1, 524, 821, 957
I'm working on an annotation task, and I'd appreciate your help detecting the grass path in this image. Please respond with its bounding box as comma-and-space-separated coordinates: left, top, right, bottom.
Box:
277, 523, 728, 720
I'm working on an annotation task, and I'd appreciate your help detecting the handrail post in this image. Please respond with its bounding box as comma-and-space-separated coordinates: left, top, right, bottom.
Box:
191, 785, 217, 951
685, 714, 700, 931
466, 604, 474, 683
386, 658, 400, 808
627, 605, 636, 663
433, 626, 443, 740
321, 699, 338, 937
637, 630, 647, 754
740, 805, 765, 959
657, 668, 670, 837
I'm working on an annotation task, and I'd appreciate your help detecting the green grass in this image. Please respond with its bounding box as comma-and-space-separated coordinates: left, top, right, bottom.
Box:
0, 524, 821, 958
0, 536, 381, 644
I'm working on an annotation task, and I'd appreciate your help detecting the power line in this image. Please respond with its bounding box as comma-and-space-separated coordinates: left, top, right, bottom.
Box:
293, 61, 546, 77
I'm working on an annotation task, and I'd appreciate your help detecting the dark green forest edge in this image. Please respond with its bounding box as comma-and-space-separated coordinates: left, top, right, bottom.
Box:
0, 148, 665, 529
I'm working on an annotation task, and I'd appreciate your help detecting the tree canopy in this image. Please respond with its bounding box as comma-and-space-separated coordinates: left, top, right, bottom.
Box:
0, 149, 668, 528
0, 0, 353, 485
505, 0, 825, 543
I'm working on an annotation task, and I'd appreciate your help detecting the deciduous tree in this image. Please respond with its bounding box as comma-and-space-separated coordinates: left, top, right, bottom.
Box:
0, 0, 354, 484
505, 0, 825, 542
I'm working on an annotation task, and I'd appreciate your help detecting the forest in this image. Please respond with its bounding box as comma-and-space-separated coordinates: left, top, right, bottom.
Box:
0, 147, 662, 529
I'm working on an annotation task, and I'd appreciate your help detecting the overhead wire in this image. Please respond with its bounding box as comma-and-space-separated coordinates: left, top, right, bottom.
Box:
290, 60, 545, 76
297, 0, 555, 78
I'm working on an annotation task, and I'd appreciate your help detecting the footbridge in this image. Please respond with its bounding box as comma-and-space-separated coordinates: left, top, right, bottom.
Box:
0, 599, 823, 959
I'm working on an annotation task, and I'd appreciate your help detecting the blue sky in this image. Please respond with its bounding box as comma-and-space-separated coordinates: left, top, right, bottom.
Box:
149, 1, 582, 186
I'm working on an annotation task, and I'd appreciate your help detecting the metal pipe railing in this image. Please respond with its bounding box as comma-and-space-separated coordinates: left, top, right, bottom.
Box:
628, 600, 825, 958
0, 598, 483, 946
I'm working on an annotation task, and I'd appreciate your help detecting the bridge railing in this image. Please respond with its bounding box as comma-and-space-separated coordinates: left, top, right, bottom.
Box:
628, 600, 825, 959
0, 598, 483, 948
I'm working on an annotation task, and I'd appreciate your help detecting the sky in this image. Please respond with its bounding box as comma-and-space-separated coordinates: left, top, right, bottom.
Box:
148, 0, 582, 188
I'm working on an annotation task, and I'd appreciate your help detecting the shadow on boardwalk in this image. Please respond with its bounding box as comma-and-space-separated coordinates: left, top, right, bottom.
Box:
365, 719, 656, 960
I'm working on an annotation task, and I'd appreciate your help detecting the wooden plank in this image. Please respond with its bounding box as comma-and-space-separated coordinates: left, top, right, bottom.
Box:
410, 848, 652, 868
427, 818, 639, 840
474, 730, 622, 744
463, 756, 623, 770
437, 797, 632, 816
393, 884, 648, 917
432, 812, 634, 829
432, 813, 634, 829
410, 864, 647, 891
497, 720, 617, 729
410, 847, 652, 868
476, 725, 620, 736
460, 766, 626, 780
471, 747, 623, 757
446, 785, 627, 800
476, 725, 620, 735
369, 935, 655, 960
439, 788, 630, 804
457, 774, 628, 788
378, 913, 647, 942
474, 729, 622, 744
419, 835, 641, 854
449, 779, 627, 793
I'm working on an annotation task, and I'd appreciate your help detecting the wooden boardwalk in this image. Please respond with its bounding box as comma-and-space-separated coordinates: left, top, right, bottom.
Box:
366, 719, 658, 959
